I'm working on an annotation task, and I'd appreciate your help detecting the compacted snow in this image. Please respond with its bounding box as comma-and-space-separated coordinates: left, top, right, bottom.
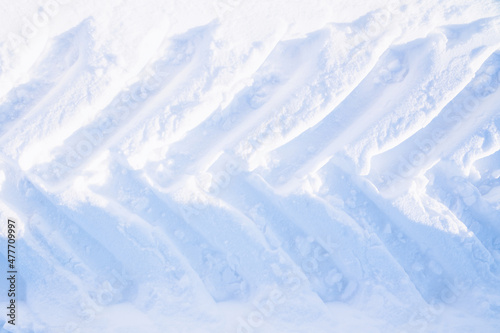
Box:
1, 0, 500, 332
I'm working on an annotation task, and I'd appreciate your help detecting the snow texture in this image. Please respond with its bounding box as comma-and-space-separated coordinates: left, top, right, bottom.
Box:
1, 0, 500, 332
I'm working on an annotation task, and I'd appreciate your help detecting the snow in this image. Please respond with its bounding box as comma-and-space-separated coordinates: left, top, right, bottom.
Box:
1, 0, 500, 332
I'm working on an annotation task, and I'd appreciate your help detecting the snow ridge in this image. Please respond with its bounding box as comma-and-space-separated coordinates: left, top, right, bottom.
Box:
1, 0, 500, 332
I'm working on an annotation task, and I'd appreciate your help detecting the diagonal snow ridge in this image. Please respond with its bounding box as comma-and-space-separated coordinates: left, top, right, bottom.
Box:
1, 0, 500, 332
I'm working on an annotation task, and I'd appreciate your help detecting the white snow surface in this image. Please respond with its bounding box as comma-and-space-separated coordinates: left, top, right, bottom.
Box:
1, 0, 500, 332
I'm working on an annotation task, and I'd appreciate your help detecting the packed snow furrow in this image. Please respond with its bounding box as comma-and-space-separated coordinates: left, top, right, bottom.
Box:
94, 197, 220, 309
118, 23, 290, 171
25, 27, 210, 190
363, 183, 500, 296
61, 199, 194, 288
212, 171, 365, 303
139, 162, 298, 299
473, 148, 500, 210
368, 51, 500, 195
233, 18, 400, 166
168, 194, 292, 294
342, 17, 500, 175
261, 36, 425, 189
272, 24, 499, 193
1, 161, 200, 311
445, 113, 500, 176
0, 175, 136, 303
316, 163, 473, 304
93, 22, 286, 179
0, 177, 140, 330
0, 23, 82, 139
416, 190, 500, 287
45, 194, 225, 325
0, 19, 109, 163
150, 14, 400, 192
27, 22, 281, 192
0, 157, 124, 281
6, 241, 96, 332
7, 15, 195, 175
25, 220, 98, 290
426, 167, 500, 284
206, 164, 432, 325
147, 31, 329, 192
0, 204, 97, 331
87, 161, 253, 302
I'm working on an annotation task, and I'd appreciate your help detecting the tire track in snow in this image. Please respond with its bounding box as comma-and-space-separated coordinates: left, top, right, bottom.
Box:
0, 157, 130, 289
27, 24, 213, 190
0, 21, 83, 138
153, 11, 401, 194
276, 18, 500, 195
87, 160, 256, 302
148, 28, 330, 192
1, 1, 500, 330
426, 167, 500, 284
0, 163, 140, 330
233, 11, 400, 167
317, 163, 477, 304
369, 50, 500, 196
216, 172, 362, 303
0, 19, 105, 161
